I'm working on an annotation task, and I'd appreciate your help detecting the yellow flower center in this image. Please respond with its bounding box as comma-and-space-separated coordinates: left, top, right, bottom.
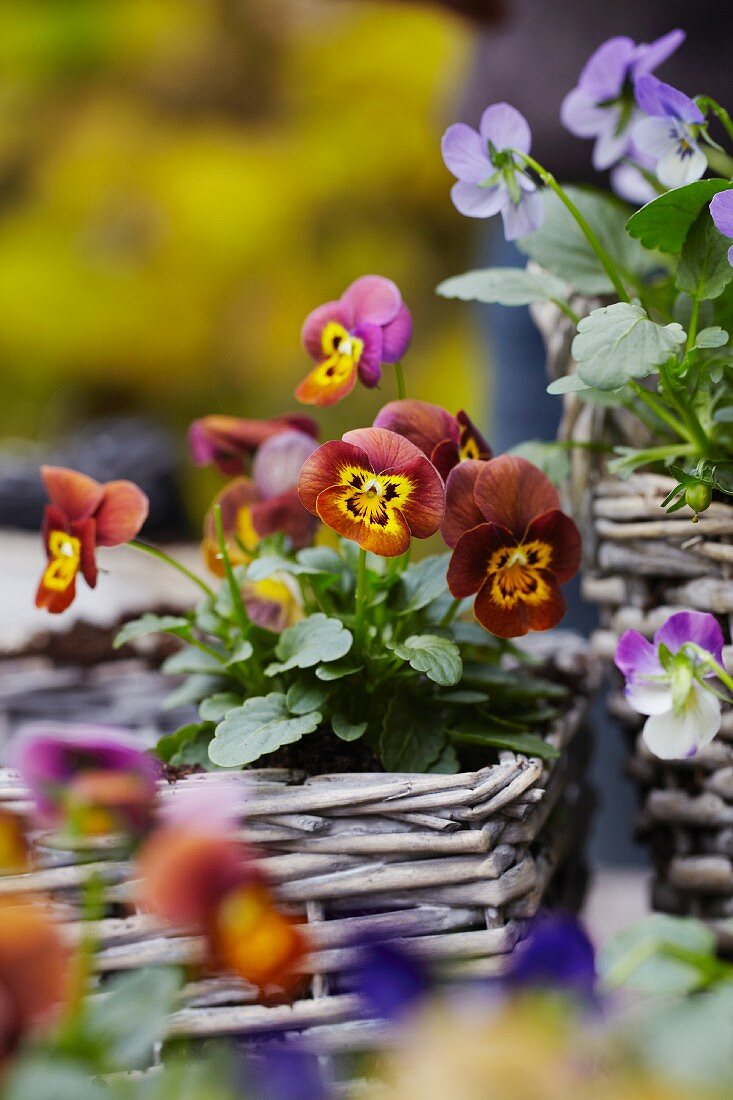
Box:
42, 530, 81, 591
335, 465, 412, 531
215, 884, 302, 988
235, 506, 260, 554
487, 539, 553, 609
459, 437, 481, 461
310, 321, 364, 388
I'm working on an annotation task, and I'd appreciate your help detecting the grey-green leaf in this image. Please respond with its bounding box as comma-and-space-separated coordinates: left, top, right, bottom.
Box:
267, 613, 353, 675
695, 326, 729, 348
199, 692, 241, 722
332, 714, 368, 741
225, 640, 254, 666
437, 267, 569, 306
163, 646, 225, 676
391, 634, 462, 686
572, 303, 685, 390
114, 614, 190, 649
209, 693, 321, 767
85, 967, 182, 1070
395, 554, 450, 613
286, 680, 331, 715
599, 914, 717, 997
546, 374, 591, 394
380, 695, 446, 772
315, 662, 363, 681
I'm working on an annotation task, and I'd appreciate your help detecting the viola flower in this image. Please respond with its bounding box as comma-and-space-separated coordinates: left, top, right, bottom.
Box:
297, 276, 412, 407
352, 940, 430, 1022
0, 812, 30, 875
13, 724, 161, 839
444, 456, 581, 638
615, 611, 726, 759
710, 190, 733, 266
373, 400, 491, 481
243, 573, 304, 633
632, 76, 707, 188
35, 466, 149, 615
298, 427, 444, 557
561, 30, 684, 169
441, 103, 544, 238
203, 428, 319, 574
0, 898, 70, 1066
189, 414, 318, 477
503, 914, 596, 1003
137, 783, 306, 991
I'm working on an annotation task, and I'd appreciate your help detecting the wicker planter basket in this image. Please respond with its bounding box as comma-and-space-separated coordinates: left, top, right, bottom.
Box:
0, 641, 595, 1058
558, 377, 733, 946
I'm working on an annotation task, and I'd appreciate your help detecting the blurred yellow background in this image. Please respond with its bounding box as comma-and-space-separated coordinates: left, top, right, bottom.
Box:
0, 0, 482, 515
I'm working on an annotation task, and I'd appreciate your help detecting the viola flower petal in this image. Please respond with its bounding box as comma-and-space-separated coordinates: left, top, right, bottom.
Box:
298, 439, 372, 516
525, 510, 581, 585
374, 399, 457, 462
577, 35, 636, 101
251, 489, 317, 551
203, 477, 260, 574
441, 123, 492, 183
447, 523, 510, 598
643, 688, 721, 760
479, 102, 532, 155
500, 189, 545, 241
455, 411, 492, 464
395, 456, 445, 539
474, 455, 559, 536
710, 190, 733, 240
340, 275, 402, 327
295, 355, 360, 407
654, 610, 725, 665
630, 29, 685, 80
450, 180, 508, 219
300, 300, 350, 359
474, 569, 565, 639
40, 466, 104, 523
380, 302, 413, 363
94, 480, 149, 547
442, 460, 486, 547
625, 679, 673, 717
253, 430, 319, 501
343, 426, 425, 475
354, 324, 384, 388
316, 483, 411, 556
614, 630, 661, 680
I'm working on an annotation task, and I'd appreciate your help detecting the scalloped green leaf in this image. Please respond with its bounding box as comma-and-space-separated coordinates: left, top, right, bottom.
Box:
390, 634, 462, 686
209, 693, 320, 767
626, 179, 733, 254
114, 614, 190, 649
572, 303, 685, 390
437, 267, 569, 306
266, 613, 353, 675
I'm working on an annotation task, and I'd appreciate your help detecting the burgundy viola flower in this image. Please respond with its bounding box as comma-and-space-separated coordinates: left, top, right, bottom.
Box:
189, 415, 318, 477
296, 276, 412, 407
373, 399, 492, 480
203, 428, 319, 574
13, 724, 161, 838
0, 898, 70, 1066
137, 784, 307, 991
444, 456, 581, 638
35, 466, 149, 615
298, 427, 444, 557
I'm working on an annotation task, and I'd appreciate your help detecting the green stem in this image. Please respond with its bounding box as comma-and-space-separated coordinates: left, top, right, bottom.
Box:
439, 597, 462, 629
512, 151, 631, 303
658, 364, 711, 456
686, 296, 701, 355
394, 360, 407, 400
628, 381, 691, 443
698, 97, 733, 149
128, 540, 215, 599
354, 548, 368, 645
213, 504, 250, 636
550, 297, 581, 326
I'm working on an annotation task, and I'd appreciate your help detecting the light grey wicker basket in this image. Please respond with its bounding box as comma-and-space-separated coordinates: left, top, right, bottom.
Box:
0, 641, 595, 1055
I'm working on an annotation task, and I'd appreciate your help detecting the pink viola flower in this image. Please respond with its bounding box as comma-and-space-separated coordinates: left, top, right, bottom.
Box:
561, 30, 684, 170
441, 103, 543, 239
373, 399, 491, 480
13, 724, 161, 838
189, 414, 318, 477
296, 276, 412, 408
710, 190, 733, 266
615, 611, 726, 759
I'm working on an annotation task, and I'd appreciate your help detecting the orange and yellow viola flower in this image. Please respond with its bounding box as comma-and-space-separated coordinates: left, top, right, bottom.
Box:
35, 466, 149, 614
298, 427, 445, 557
296, 276, 412, 407
374, 399, 492, 480
443, 456, 581, 638
202, 428, 319, 574
189, 414, 318, 477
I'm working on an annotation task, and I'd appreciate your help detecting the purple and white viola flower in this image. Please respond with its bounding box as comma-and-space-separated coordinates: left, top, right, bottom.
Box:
632, 76, 707, 188
615, 611, 728, 760
610, 148, 658, 206
441, 103, 544, 239
710, 190, 733, 267
561, 30, 684, 171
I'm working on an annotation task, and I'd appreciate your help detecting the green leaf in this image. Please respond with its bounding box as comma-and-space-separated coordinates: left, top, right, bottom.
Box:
295, 546, 349, 573
390, 634, 462, 686
449, 727, 559, 760
508, 440, 571, 487
162, 646, 224, 676
225, 640, 254, 666
461, 662, 567, 700
332, 714, 368, 741
5, 1061, 108, 1100
628, 986, 733, 1090
571, 303, 685, 390
546, 374, 590, 394
199, 692, 241, 722
315, 661, 363, 681
437, 267, 569, 306
246, 555, 331, 581
427, 744, 460, 774
599, 915, 717, 996
518, 186, 658, 294
114, 613, 190, 649
626, 179, 733, 253
155, 722, 214, 767
266, 613, 353, 675
380, 694, 446, 772
286, 680, 331, 715
162, 673, 225, 711
395, 554, 450, 613
209, 693, 321, 767
695, 326, 729, 348
85, 967, 182, 1070
676, 207, 733, 302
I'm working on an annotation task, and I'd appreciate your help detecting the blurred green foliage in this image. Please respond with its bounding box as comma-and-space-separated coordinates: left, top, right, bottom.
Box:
0, 0, 481, 515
